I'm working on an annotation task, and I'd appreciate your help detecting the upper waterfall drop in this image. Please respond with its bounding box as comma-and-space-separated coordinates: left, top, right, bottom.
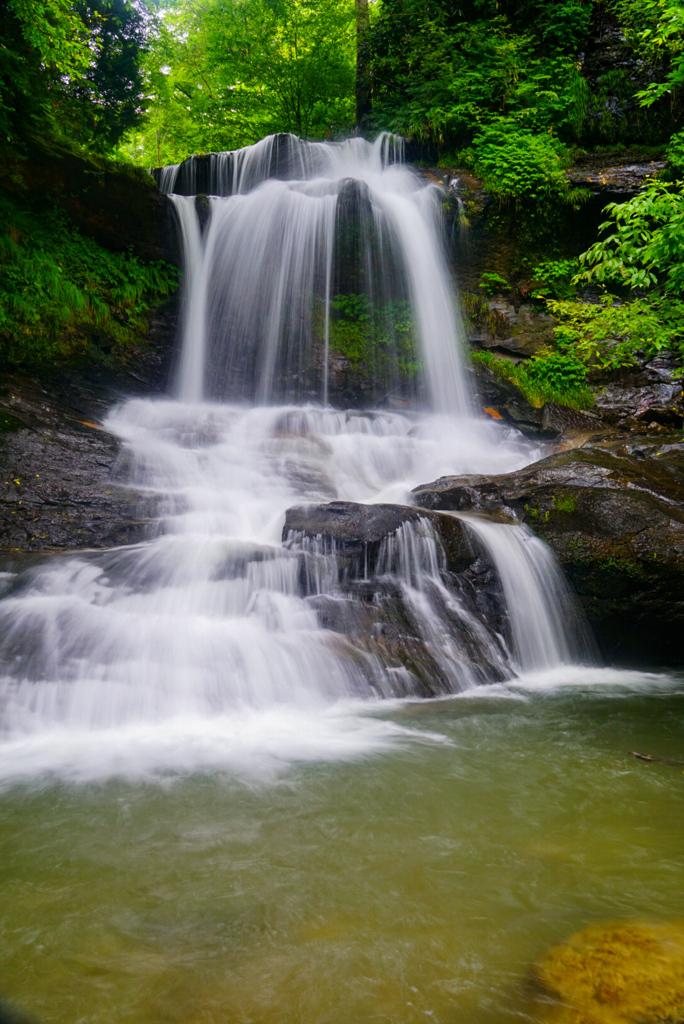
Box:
159, 133, 472, 414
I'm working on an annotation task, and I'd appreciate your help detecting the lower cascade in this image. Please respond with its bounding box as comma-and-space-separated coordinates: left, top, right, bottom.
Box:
0, 134, 595, 782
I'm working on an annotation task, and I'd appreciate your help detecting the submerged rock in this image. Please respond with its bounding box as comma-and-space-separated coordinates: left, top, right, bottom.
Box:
535, 921, 684, 1024
411, 436, 684, 666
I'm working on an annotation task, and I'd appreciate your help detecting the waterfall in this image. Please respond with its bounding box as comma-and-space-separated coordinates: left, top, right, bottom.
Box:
169, 196, 206, 402
458, 516, 595, 673
0, 132, 595, 782
158, 133, 471, 414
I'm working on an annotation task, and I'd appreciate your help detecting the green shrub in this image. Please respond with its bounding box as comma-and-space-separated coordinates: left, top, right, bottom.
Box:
530, 258, 578, 300
463, 121, 589, 208
525, 348, 588, 390
479, 271, 510, 295
574, 181, 684, 295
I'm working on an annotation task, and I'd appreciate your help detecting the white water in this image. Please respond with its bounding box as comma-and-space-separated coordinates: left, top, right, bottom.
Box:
164, 134, 471, 412
0, 135, 600, 783
458, 516, 595, 672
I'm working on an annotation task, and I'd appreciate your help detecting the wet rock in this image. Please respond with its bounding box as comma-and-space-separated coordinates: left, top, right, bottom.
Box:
534, 921, 684, 1024
592, 356, 684, 430
282, 500, 513, 695
471, 363, 554, 438
566, 160, 668, 196
411, 437, 684, 666
2, 136, 179, 266
0, 375, 158, 553
472, 300, 557, 358
541, 403, 602, 435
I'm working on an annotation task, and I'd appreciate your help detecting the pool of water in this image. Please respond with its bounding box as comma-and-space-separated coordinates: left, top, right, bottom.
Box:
2, 670, 683, 1024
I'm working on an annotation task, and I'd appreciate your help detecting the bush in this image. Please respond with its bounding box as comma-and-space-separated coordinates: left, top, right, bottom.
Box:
574, 180, 684, 295
467, 123, 572, 204
530, 258, 578, 300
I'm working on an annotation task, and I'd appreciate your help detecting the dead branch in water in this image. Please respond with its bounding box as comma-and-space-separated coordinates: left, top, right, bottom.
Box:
629, 751, 684, 767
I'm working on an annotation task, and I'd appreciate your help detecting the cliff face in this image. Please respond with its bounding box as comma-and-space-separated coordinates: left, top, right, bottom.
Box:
1, 137, 180, 267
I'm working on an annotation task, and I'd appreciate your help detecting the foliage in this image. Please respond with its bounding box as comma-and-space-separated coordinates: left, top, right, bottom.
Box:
530, 258, 578, 300
611, 0, 684, 108
548, 294, 684, 368
465, 122, 578, 205
666, 129, 684, 173
8, 0, 91, 78
326, 293, 419, 389
472, 348, 593, 409
574, 180, 684, 294
371, 7, 592, 148
479, 271, 510, 295
119, 0, 355, 167
65, 0, 151, 151
0, 192, 178, 366
0, 0, 150, 151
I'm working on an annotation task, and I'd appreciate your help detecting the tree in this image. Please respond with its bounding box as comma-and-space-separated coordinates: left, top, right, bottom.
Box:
119, 0, 356, 166
67, 0, 151, 150
356, 0, 370, 128
0, 0, 150, 151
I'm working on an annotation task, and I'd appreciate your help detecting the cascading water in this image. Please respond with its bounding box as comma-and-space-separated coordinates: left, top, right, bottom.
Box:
163, 134, 470, 412
0, 134, 593, 783
456, 515, 595, 673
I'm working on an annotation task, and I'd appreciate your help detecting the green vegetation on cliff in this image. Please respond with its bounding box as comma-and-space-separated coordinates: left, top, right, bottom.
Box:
0, 191, 177, 368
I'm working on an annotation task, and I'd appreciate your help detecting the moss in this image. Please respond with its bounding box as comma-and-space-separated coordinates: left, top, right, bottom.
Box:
535, 921, 684, 1024
524, 503, 550, 523
553, 494, 577, 514
598, 557, 647, 580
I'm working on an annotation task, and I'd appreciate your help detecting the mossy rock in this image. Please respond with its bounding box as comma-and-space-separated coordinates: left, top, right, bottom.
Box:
535, 921, 684, 1024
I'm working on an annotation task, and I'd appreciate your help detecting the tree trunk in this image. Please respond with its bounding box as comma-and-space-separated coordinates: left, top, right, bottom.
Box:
355, 0, 371, 129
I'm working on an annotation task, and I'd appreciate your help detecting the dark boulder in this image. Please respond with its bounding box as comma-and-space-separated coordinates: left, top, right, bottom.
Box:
591, 355, 684, 430
282, 500, 510, 696
411, 436, 684, 666
283, 500, 477, 575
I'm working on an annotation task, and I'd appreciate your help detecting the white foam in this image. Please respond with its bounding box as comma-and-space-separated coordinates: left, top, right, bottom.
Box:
0, 703, 449, 788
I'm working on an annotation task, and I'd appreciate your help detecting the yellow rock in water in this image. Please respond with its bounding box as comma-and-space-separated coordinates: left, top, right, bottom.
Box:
535, 921, 684, 1024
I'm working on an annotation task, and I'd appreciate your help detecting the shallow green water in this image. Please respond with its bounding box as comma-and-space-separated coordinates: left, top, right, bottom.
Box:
2, 681, 684, 1024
